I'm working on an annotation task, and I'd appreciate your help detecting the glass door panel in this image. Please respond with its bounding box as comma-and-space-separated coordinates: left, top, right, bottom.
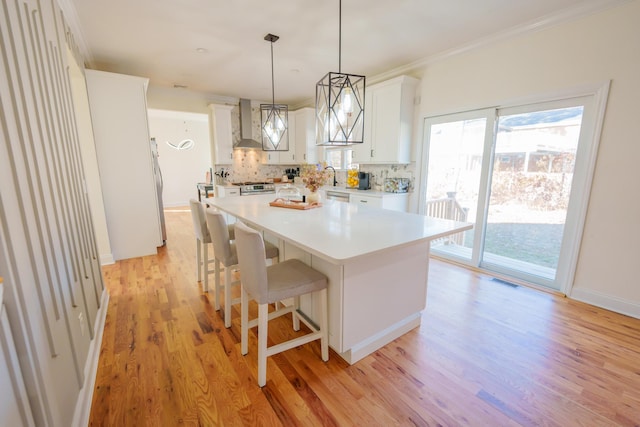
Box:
421, 93, 601, 292
481, 105, 583, 285
424, 116, 487, 262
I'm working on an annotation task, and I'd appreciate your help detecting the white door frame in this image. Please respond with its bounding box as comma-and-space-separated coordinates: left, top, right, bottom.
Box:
418, 81, 610, 294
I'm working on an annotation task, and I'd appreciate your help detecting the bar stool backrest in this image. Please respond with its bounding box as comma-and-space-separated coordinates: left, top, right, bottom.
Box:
234, 221, 270, 304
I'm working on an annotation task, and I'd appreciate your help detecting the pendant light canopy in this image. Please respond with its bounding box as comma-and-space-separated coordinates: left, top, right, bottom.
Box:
261, 33, 289, 151
315, 0, 365, 146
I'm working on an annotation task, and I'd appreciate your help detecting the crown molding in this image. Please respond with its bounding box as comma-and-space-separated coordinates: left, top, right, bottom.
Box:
56, 0, 94, 65
372, 0, 632, 82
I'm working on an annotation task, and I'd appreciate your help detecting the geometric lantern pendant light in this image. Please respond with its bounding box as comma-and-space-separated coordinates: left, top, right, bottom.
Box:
315, 0, 365, 146
261, 33, 289, 151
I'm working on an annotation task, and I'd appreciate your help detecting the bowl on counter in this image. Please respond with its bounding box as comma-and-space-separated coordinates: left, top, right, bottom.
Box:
384, 178, 409, 193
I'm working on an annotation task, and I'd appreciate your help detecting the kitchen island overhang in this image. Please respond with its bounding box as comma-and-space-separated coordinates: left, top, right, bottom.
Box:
205, 194, 471, 364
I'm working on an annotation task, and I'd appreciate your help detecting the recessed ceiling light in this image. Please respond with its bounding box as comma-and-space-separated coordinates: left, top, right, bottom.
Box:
196, 48, 208, 53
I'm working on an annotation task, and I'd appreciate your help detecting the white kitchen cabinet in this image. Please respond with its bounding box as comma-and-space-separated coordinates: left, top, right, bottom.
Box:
262, 147, 295, 165
85, 70, 163, 260
325, 187, 409, 212
382, 194, 409, 212
278, 114, 296, 163
350, 193, 383, 208
294, 108, 321, 164
261, 112, 296, 164
350, 193, 408, 211
352, 75, 418, 164
262, 108, 318, 165
215, 185, 240, 198
209, 103, 235, 164
262, 151, 279, 165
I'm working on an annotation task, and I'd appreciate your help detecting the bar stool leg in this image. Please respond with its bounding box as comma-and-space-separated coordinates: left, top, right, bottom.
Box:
257, 303, 269, 387
214, 259, 221, 311
203, 243, 209, 292
241, 286, 249, 356
196, 238, 202, 282
292, 296, 301, 331
320, 288, 329, 361
224, 266, 233, 328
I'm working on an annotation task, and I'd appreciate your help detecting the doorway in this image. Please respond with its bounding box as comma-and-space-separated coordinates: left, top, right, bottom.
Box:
419, 91, 607, 292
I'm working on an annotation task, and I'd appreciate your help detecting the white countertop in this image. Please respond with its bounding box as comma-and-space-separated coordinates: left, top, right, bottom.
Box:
205, 194, 471, 264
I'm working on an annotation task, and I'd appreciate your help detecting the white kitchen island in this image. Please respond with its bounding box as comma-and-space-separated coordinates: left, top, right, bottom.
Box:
205, 194, 471, 364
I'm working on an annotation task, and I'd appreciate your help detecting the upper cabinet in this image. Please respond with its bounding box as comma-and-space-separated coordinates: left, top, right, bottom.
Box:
209, 103, 234, 164
262, 107, 320, 165
294, 108, 321, 165
262, 118, 295, 165
352, 75, 418, 164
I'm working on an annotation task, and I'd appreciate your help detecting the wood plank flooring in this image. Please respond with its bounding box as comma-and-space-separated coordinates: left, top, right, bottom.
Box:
88, 207, 640, 426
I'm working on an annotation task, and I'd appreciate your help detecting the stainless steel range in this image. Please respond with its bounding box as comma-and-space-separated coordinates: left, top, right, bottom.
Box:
232, 182, 276, 196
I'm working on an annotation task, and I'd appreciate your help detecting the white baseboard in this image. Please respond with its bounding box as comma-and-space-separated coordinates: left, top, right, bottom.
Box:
570, 287, 640, 319
99, 253, 115, 265
71, 289, 110, 427
338, 314, 422, 364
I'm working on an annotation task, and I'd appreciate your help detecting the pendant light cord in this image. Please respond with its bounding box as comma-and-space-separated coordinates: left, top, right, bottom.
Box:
270, 40, 275, 107
338, 0, 342, 73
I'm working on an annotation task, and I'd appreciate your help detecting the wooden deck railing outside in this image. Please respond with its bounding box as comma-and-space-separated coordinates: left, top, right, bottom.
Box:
425, 192, 469, 245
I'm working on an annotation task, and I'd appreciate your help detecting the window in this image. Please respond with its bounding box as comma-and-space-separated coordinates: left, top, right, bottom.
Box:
324, 148, 354, 170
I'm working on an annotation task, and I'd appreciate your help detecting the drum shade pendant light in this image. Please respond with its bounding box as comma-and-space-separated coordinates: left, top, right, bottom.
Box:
261, 33, 289, 151
315, 0, 365, 146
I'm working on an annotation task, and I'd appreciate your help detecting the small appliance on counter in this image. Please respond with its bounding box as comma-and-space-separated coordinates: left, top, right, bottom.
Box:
284, 167, 300, 180
358, 172, 371, 190
384, 178, 409, 193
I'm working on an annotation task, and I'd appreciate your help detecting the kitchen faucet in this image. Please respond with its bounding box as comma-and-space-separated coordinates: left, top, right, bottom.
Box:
324, 165, 337, 186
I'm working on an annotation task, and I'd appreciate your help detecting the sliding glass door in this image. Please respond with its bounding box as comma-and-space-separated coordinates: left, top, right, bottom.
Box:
482, 100, 584, 286
421, 95, 601, 291
422, 109, 494, 264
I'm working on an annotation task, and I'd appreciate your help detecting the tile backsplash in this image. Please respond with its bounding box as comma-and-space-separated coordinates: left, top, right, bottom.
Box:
359, 164, 416, 192
214, 156, 416, 191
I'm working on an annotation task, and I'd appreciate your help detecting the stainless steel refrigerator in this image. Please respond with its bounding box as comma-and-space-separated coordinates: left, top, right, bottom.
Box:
150, 137, 167, 243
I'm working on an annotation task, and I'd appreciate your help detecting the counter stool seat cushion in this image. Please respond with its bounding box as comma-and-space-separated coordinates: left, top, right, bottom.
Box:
261, 260, 327, 304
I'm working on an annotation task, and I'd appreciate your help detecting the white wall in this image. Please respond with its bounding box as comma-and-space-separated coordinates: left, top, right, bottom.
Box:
415, 1, 640, 316
147, 110, 212, 206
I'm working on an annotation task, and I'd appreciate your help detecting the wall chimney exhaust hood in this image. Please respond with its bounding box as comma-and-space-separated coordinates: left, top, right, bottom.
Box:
234, 98, 262, 150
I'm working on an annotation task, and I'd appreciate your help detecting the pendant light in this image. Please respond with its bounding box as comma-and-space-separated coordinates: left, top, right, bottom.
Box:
315, 0, 365, 146
261, 33, 289, 151
166, 120, 195, 150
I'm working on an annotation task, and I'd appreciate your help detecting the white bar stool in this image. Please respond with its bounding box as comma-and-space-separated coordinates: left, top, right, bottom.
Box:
234, 221, 329, 387
205, 208, 279, 328
189, 199, 215, 295
189, 199, 234, 304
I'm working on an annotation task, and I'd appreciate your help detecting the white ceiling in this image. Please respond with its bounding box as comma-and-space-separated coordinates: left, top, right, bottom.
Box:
66, 0, 624, 106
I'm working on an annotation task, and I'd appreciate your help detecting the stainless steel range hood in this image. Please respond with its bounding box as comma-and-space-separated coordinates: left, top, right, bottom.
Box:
234, 98, 262, 150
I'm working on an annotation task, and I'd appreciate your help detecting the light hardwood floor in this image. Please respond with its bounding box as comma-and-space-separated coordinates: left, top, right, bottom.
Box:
88, 207, 640, 426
